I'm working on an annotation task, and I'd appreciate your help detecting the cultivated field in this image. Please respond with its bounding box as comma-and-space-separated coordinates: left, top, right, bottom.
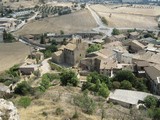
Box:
2, 0, 39, 9
90, 4, 160, 29
0, 42, 30, 72
14, 10, 97, 36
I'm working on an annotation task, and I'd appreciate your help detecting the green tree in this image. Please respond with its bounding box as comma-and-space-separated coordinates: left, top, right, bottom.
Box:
144, 95, 158, 108
112, 28, 120, 35
60, 69, 79, 86
87, 44, 102, 53
120, 80, 132, 90
87, 72, 111, 88
51, 39, 58, 45
14, 81, 32, 95
46, 45, 57, 52
112, 81, 121, 89
80, 4, 86, 9
60, 30, 64, 35
3, 30, 15, 43
18, 97, 31, 108
101, 17, 108, 25
135, 78, 148, 92
82, 72, 110, 98
40, 35, 45, 44
113, 70, 135, 84
5, 64, 20, 78
98, 83, 110, 98
39, 76, 50, 92
154, 108, 160, 120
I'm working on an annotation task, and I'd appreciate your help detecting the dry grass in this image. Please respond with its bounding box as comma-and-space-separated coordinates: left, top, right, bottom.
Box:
14, 10, 97, 36
90, 4, 160, 29
0, 42, 30, 72
17, 86, 133, 120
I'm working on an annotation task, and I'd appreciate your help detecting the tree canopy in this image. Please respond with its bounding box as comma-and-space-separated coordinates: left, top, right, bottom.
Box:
82, 72, 110, 98
87, 44, 102, 53
112, 28, 120, 35
14, 81, 32, 95
60, 69, 79, 86
144, 95, 158, 108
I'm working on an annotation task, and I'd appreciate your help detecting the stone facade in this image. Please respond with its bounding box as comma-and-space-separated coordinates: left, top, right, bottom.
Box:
52, 38, 88, 66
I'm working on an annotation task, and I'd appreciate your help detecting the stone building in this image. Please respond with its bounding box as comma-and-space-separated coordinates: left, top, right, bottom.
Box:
128, 40, 146, 53
52, 37, 88, 66
144, 66, 160, 95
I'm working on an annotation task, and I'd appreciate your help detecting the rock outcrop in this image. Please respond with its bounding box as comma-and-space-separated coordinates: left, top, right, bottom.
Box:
0, 99, 19, 120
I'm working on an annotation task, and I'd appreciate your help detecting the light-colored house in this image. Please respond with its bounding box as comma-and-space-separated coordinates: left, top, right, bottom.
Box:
109, 89, 160, 108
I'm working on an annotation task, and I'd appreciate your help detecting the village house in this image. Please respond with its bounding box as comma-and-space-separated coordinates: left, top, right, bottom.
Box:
129, 31, 140, 39
52, 36, 88, 66
134, 60, 149, 75
128, 40, 146, 53
105, 34, 126, 43
144, 66, 160, 95
19, 64, 39, 75
80, 41, 134, 77
19, 51, 43, 75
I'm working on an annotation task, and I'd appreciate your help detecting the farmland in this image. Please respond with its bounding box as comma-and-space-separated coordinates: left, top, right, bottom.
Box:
2, 0, 39, 9
90, 4, 160, 29
14, 10, 97, 35
0, 42, 30, 72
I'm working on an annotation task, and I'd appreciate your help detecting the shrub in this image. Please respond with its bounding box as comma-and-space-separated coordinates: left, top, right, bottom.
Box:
72, 110, 79, 119
87, 44, 102, 53
42, 111, 48, 116
120, 80, 132, 90
112, 81, 120, 89
60, 69, 79, 86
55, 107, 64, 115
98, 83, 110, 98
144, 95, 158, 108
74, 91, 96, 115
14, 81, 32, 95
101, 17, 108, 25
113, 70, 135, 83
112, 28, 120, 35
18, 97, 31, 108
